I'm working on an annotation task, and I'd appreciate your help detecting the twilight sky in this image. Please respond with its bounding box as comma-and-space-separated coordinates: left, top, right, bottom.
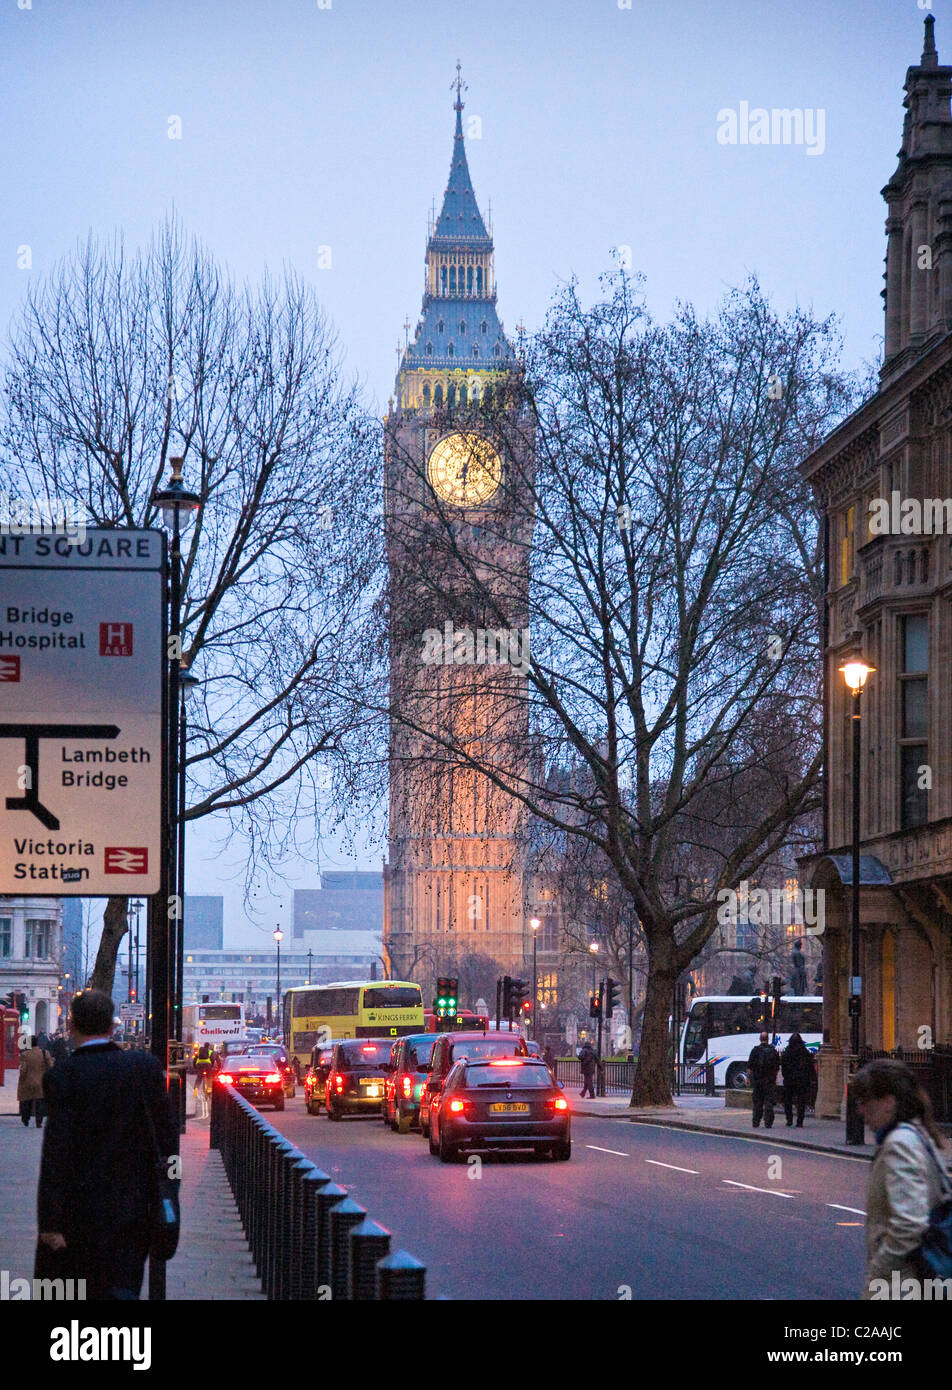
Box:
0, 0, 929, 944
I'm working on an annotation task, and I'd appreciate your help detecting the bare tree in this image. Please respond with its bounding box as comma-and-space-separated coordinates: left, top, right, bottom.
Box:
2, 217, 381, 992
380, 272, 864, 1103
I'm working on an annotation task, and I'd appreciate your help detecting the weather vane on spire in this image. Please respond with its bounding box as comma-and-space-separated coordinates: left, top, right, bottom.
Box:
453, 60, 467, 112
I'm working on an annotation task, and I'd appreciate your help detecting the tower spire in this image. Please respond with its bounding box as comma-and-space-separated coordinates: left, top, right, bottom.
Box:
923, 13, 938, 68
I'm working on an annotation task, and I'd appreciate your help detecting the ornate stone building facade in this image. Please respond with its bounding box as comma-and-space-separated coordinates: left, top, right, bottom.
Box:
800, 18, 952, 1115
383, 83, 533, 995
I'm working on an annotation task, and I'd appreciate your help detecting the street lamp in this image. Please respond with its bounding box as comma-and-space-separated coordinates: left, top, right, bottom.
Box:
530, 917, 540, 1039
839, 648, 875, 1146
149, 457, 200, 1080
273, 927, 284, 1039
306, 948, 313, 986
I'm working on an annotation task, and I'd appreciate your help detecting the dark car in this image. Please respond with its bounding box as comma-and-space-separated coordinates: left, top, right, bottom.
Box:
303, 1043, 336, 1115
427, 1056, 570, 1162
216, 1053, 285, 1111
325, 1038, 391, 1119
245, 1043, 296, 1098
382, 1033, 437, 1132
418, 1031, 528, 1135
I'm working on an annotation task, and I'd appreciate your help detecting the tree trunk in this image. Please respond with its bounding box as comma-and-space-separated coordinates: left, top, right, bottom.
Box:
630, 942, 676, 1106
88, 896, 128, 996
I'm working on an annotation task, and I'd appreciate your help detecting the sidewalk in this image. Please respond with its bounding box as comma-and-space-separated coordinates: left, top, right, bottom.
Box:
571, 1090, 878, 1158
0, 1069, 263, 1299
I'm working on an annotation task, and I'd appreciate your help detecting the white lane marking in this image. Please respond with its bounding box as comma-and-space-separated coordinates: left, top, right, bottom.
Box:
626, 1122, 871, 1162
828, 1203, 867, 1216
586, 1144, 630, 1157
644, 1159, 699, 1174
722, 1179, 795, 1198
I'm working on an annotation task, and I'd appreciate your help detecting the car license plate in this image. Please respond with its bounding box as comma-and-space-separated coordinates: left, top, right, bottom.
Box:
489, 1102, 529, 1113
362, 1083, 380, 1097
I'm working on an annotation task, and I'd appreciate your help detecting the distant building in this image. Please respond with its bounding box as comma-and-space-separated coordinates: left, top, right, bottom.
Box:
0, 896, 63, 1036
183, 930, 384, 1012
184, 895, 224, 950
293, 873, 383, 937
60, 897, 84, 989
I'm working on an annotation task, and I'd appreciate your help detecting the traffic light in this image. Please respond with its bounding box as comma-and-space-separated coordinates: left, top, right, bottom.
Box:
604, 978, 619, 1019
502, 975, 513, 1017
510, 978, 529, 1012
436, 977, 458, 1018
12, 990, 28, 1022
589, 988, 602, 1019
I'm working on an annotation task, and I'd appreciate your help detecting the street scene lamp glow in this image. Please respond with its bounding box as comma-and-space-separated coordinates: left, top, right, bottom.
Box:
530, 917, 540, 932
839, 655, 875, 691
273, 928, 283, 944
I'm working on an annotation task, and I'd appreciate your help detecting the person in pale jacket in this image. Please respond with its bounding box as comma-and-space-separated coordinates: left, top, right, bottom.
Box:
18, 1037, 50, 1127
853, 1058, 950, 1299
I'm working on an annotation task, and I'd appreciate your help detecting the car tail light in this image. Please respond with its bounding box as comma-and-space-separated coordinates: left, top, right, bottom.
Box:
334, 1074, 344, 1092
265, 1072, 281, 1083
448, 1098, 468, 1113
401, 1075, 413, 1098
218, 1073, 234, 1085
489, 1058, 522, 1065
548, 1095, 569, 1111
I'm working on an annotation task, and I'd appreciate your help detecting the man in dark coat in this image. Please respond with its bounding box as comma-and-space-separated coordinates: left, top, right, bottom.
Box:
578, 1041, 597, 1099
36, 989, 176, 1300
747, 1031, 781, 1129
780, 1031, 815, 1127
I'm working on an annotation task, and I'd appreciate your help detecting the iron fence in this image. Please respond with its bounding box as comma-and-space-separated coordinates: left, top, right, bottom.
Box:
554, 1057, 635, 1096
210, 1081, 426, 1299
857, 1045, 952, 1124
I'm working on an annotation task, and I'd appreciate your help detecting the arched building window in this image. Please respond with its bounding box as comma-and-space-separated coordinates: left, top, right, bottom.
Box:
434, 383, 443, 407
422, 383, 431, 407
447, 342, 454, 357
447, 383, 456, 407
477, 267, 483, 296
480, 320, 488, 334
449, 265, 457, 294
425, 342, 433, 356
441, 266, 447, 294
459, 384, 468, 406
459, 320, 466, 334
438, 320, 444, 335
467, 266, 473, 295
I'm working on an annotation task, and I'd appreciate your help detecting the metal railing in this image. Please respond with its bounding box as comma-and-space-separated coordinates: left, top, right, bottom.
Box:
858, 1045, 952, 1124
673, 1061, 716, 1096
210, 1081, 426, 1299
554, 1058, 635, 1095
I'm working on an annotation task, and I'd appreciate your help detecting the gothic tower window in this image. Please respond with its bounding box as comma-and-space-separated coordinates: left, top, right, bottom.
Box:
438, 320, 444, 334
425, 342, 433, 355
447, 342, 454, 357
493, 344, 501, 357
447, 383, 456, 407
422, 383, 431, 407
449, 265, 457, 294
476, 267, 483, 296
472, 344, 479, 357
441, 266, 447, 294
434, 382, 443, 407
459, 384, 468, 406
459, 320, 466, 334
899, 613, 929, 829
480, 320, 487, 334
467, 266, 473, 295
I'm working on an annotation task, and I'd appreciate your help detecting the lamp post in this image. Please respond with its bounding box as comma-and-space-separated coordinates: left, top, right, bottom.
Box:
306, 948, 313, 986
274, 927, 284, 1041
839, 650, 875, 1146
150, 456, 200, 1083
530, 917, 540, 1039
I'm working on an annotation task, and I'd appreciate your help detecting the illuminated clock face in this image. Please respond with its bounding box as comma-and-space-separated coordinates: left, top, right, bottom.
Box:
427, 432, 502, 507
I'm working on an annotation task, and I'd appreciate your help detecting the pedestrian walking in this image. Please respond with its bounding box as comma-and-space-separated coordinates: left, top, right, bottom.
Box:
542, 1044, 556, 1074
780, 1031, 814, 1127
578, 1041, 597, 1099
35, 988, 177, 1301
747, 1031, 780, 1128
853, 1058, 951, 1299
49, 1032, 69, 1067
18, 1038, 50, 1127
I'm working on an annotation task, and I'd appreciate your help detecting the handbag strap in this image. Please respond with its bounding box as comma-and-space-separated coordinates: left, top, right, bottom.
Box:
898, 1122, 952, 1200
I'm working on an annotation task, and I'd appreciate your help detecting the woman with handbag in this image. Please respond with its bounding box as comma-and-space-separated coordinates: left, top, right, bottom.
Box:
853, 1058, 951, 1299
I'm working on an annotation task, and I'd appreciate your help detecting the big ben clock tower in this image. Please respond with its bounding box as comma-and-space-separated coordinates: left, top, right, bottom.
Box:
383, 72, 531, 996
